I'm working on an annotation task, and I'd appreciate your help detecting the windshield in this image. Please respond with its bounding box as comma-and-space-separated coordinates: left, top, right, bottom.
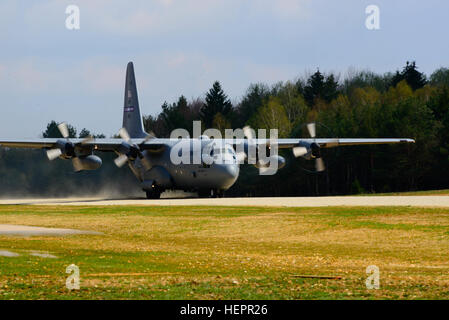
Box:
212, 146, 234, 156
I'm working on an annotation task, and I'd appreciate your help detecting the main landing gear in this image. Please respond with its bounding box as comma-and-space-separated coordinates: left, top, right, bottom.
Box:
198, 189, 225, 198
145, 188, 162, 199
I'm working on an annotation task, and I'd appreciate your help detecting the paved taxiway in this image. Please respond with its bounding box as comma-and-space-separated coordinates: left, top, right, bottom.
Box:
1, 196, 449, 207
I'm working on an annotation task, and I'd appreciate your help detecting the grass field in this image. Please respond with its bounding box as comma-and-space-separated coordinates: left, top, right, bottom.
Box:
0, 205, 448, 300
359, 189, 449, 196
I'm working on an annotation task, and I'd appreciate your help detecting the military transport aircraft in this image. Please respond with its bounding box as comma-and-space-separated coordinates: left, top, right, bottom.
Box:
0, 62, 415, 199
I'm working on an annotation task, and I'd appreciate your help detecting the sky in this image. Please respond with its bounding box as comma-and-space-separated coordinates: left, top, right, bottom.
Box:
0, 0, 448, 138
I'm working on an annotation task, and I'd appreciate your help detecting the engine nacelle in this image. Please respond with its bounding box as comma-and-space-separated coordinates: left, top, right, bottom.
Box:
294, 142, 321, 160
72, 155, 102, 172
54, 139, 76, 159
254, 155, 286, 170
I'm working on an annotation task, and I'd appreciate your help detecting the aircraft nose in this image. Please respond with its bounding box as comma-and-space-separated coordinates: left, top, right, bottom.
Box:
217, 164, 239, 188
223, 164, 239, 179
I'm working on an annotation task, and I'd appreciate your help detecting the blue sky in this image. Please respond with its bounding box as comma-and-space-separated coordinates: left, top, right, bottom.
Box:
0, 0, 448, 138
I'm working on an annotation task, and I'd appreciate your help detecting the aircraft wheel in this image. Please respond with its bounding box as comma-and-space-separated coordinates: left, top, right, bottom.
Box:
216, 190, 225, 198
146, 189, 161, 199
197, 189, 211, 198
198, 189, 224, 198
211, 189, 225, 198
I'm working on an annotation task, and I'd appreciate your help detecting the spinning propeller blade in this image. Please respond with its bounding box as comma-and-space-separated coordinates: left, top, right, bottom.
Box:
46, 148, 62, 160
114, 127, 152, 170
46, 122, 71, 161
114, 154, 129, 168
292, 122, 326, 172
57, 122, 69, 139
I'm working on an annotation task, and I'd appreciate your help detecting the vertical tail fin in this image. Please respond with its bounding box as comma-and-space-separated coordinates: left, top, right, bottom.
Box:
122, 62, 147, 138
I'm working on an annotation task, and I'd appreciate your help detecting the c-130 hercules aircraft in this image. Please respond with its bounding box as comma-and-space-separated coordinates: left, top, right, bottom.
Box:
0, 62, 415, 199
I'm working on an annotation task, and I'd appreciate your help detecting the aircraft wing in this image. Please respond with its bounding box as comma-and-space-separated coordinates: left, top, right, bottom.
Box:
221, 138, 414, 149
0, 137, 415, 152
274, 138, 415, 149
0, 138, 167, 152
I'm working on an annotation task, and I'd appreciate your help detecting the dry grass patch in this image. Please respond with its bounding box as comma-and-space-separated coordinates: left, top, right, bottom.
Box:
0, 205, 448, 299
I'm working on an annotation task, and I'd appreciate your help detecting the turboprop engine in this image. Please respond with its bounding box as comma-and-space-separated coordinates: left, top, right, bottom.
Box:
233, 126, 287, 175
291, 123, 336, 172
72, 155, 102, 172
254, 154, 286, 171
45, 122, 102, 172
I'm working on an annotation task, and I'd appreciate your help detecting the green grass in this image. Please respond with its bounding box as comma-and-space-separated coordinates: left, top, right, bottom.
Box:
358, 189, 449, 196
0, 205, 448, 299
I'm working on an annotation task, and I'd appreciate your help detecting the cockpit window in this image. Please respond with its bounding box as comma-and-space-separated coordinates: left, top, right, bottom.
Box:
207, 144, 235, 164
212, 147, 234, 155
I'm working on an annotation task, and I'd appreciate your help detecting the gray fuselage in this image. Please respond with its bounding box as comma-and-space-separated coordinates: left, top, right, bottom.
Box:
129, 139, 240, 193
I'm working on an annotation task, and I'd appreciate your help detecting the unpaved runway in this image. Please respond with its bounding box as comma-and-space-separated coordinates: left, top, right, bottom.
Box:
1, 196, 449, 207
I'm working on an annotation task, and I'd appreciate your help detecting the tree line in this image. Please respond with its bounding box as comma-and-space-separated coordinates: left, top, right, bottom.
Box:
1, 61, 449, 197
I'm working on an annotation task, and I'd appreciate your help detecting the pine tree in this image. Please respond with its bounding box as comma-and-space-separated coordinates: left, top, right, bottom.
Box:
160, 96, 191, 132
324, 74, 339, 102
304, 70, 325, 106
200, 81, 232, 128
42, 120, 77, 138
391, 61, 427, 91
304, 70, 339, 106
79, 128, 91, 138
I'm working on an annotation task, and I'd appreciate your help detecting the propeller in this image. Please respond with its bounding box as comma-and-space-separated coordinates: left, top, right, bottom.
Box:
231, 126, 252, 164
235, 126, 255, 164
46, 148, 63, 161
46, 123, 67, 160
58, 122, 69, 139
113, 127, 153, 170
307, 123, 316, 139
46, 122, 78, 161
45, 122, 95, 171
292, 122, 326, 172
240, 126, 282, 175
315, 157, 325, 172
292, 146, 308, 158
